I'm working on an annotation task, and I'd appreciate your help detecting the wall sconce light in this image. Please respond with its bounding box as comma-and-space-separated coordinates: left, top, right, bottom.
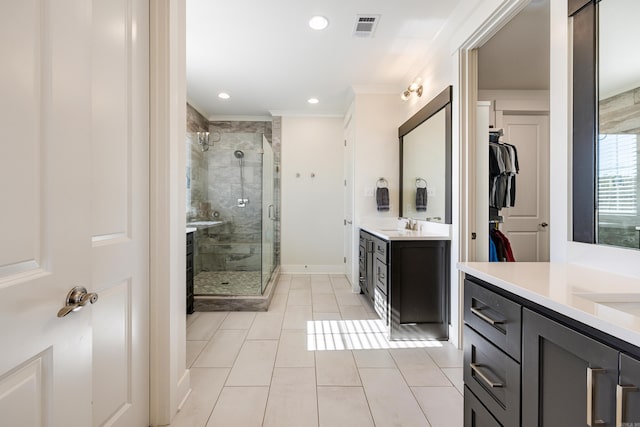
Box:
197, 131, 210, 152
401, 78, 423, 101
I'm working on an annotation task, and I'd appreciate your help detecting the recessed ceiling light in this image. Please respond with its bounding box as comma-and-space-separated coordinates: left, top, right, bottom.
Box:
309, 16, 329, 31
308, 98, 319, 104
218, 92, 230, 99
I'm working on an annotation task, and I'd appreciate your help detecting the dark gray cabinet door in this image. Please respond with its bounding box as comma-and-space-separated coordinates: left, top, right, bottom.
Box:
389, 240, 450, 340
464, 387, 502, 427
522, 308, 618, 427
619, 354, 640, 426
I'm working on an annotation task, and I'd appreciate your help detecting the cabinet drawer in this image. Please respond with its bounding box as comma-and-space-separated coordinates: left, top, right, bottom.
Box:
374, 256, 387, 295
464, 386, 502, 427
464, 279, 521, 361
464, 325, 520, 427
373, 237, 387, 261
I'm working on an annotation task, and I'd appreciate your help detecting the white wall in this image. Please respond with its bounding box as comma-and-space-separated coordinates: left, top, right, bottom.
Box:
353, 93, 404, 223
281, 116, 345, 273
345, 93, 403, 286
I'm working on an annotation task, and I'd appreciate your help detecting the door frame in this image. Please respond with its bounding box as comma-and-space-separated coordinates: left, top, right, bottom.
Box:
149, 0, 190, 425
455, 0, 530, 346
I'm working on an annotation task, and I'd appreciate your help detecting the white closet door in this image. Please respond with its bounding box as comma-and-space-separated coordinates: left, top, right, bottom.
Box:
499, 114, 550, 262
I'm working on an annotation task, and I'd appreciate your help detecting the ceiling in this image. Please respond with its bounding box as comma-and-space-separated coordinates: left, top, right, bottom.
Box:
186, 0, 462, 119
478, 0, 550, 91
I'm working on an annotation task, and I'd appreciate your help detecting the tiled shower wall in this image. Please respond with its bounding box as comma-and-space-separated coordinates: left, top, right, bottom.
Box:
186, 112, 281, 278
187, 104, 210, 223
272, 116, 282, 267
199, 130, 264, 272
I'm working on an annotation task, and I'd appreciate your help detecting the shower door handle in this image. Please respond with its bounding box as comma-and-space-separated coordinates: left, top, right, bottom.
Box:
268, 204, 275, 220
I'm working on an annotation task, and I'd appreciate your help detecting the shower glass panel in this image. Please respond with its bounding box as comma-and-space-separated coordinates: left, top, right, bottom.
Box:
262, 135, 275, 294
187, 130, 277, 298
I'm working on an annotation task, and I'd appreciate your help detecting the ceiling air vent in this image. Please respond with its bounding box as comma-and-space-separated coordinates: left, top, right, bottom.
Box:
353, 15, 380, 38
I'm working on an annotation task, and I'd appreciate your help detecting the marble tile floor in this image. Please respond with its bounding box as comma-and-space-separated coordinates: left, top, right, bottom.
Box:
175, 273, 464, 427
195, 270, 262, 296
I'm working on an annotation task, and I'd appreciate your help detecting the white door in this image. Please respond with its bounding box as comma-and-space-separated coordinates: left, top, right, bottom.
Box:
343, 133, 354, 284
90, 1, 149, 426
0, 1, 149, 426
498, 114, 550, 262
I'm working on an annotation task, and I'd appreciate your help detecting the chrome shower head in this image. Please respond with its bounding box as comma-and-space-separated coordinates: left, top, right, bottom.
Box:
234, 150, 244, 159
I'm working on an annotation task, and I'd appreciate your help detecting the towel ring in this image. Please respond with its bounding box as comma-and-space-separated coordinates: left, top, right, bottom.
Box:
416, 178, 427, 188
376, 178, 389, 188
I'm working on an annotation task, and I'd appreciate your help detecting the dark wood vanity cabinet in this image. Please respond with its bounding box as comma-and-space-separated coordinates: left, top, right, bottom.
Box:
619, 354, 640, 424
464, 275, 640, 427
359, 229, 450, 339
522, 308, 618, 427
389, 239, 449, 340
186, 231, 194, 314
359, 231, 388, 324
463, 279, 521, 427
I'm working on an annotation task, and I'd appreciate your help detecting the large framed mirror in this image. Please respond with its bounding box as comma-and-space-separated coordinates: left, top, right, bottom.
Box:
571, 0, 640, 249
399, 86, 452, 223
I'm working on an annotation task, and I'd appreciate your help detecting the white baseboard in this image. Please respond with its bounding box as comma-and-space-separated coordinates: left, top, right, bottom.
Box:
281, 264, 346, 275
176, 369, 191, 411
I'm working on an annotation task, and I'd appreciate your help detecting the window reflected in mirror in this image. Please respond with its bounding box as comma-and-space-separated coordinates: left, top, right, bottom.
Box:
597, 0, 640, 249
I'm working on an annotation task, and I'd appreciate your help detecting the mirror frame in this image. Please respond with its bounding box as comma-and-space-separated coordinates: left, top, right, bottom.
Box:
570, 0, 597, 243
398, 85, 453, 223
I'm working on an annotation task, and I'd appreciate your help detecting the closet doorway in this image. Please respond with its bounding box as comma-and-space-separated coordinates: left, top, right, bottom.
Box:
474, 0, 550, 262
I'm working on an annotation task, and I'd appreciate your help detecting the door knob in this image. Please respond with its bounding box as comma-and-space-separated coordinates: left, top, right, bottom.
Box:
540, 222, 549, 228
57, 286, 99, 318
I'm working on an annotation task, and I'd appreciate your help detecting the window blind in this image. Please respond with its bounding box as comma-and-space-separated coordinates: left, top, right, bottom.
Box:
597, 134, 638, 216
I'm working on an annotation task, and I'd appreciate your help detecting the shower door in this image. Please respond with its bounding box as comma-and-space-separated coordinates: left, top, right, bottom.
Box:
261, 136, 275, 293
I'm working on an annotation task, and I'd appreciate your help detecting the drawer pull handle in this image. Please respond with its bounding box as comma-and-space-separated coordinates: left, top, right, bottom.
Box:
616, 384, 637, 427
587, 367, 606, 427
470, 307, 503, 325
470, 363, 503, 388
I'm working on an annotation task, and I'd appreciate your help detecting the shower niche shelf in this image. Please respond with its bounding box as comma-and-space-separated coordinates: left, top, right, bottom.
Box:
186, 220, 224, 230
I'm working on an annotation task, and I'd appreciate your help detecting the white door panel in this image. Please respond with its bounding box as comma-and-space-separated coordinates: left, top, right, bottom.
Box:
0, 1, 94, 425
0, 1, 149, 426
499, 114, 549, 262
90, 0, 149, 426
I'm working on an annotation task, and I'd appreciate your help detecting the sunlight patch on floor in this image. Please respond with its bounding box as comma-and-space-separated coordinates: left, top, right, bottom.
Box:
307, 319, 444, 351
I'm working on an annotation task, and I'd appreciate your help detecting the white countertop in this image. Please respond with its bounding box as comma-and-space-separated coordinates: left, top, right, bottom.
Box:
458, 262, 640, 348
186, 227, 197, 234
361, 219, 451, 241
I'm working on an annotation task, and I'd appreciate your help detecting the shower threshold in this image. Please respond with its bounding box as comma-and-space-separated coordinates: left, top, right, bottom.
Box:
193, 267, 279, 312
194, 271, 262, 296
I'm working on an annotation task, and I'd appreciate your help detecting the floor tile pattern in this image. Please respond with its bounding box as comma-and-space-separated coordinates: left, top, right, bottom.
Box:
174, 274, 464, 427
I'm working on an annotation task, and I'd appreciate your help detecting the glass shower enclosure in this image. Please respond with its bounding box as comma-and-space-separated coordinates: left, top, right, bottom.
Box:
187, 130, 277, 298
